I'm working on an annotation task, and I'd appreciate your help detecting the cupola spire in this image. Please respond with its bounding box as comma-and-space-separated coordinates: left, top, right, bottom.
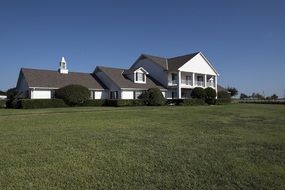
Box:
59, 56, 68, 74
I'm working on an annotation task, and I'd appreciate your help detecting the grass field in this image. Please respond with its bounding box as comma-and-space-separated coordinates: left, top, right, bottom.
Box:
0, 104, 284, 189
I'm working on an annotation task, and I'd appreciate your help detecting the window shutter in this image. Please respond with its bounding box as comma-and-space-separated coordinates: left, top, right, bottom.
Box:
135, 73, 138, 81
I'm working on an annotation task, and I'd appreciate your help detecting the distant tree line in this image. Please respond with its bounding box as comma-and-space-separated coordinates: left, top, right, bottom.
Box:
240, 93, 278, 100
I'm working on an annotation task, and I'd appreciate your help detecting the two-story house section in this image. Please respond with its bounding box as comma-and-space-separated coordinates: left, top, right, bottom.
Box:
130, 52, 219, 99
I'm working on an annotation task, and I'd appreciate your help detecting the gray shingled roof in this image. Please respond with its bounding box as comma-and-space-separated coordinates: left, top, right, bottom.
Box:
20, 68, 105, 90
141, 54, 168, 70
139, 52, 200, 71
96, 66, 166, 90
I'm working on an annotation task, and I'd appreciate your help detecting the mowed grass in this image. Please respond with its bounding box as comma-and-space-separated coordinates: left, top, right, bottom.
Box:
0, 104, 284, 189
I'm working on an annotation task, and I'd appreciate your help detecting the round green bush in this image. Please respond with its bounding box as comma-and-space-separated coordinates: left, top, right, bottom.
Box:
139, 88, 165, 106
191, 87, 206, 99
6, 88, 19, 108
55, 85, 90, 106
205, 87, 217, 105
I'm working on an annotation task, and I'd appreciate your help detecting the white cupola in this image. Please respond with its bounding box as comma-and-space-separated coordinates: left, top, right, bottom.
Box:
59, 57, 68, 74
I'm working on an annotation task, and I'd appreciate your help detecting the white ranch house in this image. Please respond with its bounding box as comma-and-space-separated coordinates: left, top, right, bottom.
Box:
16, 52, 222, 100
0, 95, 7, 100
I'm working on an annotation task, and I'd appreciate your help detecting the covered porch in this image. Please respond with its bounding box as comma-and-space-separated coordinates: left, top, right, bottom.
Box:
168, 71, 217, 99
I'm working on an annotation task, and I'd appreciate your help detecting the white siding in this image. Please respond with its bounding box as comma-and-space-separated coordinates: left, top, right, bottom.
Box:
31, 90, 51, 99
121, 91, 134, 99
178, 53, 217, 75
162, 91, 166, 98
94, 91, 102, 99
94, 90, 109, 99
132, 59, 168, 87
0, 95, 7, 100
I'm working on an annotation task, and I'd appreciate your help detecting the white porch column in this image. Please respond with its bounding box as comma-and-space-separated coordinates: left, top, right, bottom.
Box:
204, 74, 207, 88
178, 71, 181, 99
192, 72, 195, 87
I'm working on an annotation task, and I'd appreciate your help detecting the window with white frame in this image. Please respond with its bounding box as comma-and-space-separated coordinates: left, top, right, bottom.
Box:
135, 72, 145, 82
197, 76, 204, 81
186, 76, 192, 85
186, 75, 191, 81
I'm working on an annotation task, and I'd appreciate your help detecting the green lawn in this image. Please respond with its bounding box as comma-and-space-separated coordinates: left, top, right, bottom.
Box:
0, 104, 284, 189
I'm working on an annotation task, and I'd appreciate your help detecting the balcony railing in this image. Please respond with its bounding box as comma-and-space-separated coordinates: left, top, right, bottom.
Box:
195, 81, 204, 87
168, 79, 216, 88
168, 80, 178, 85
207, 82, 215, 88
181, 80, 192, 86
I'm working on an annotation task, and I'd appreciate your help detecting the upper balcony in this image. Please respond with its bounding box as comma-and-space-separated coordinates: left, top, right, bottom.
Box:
168, 72, 216, 89
181, 80, 192, 86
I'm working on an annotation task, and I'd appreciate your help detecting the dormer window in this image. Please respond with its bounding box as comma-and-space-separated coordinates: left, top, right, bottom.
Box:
135, 72, 145, 82
133, 67, 149, 84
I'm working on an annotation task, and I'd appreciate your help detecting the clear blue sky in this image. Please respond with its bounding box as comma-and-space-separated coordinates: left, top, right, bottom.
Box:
0, 0, 284, 97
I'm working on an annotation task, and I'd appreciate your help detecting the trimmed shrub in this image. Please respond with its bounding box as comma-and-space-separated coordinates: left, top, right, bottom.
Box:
17, 99, 67, 109
166, 99, 206, 106
166, 99, 184, 106
179, 99, 206, 106
205, 87, 217, 105
0, 100, 6, 108
104, 100, 118, 107
139, 88, 165, 106
217, 91, 231, 104
191, 87, 206, 100
81, 99, 105, 107
105, 99, 144, 107
6, 88, 20, 108
119, 99, 144, 106
55, 85, 90, 106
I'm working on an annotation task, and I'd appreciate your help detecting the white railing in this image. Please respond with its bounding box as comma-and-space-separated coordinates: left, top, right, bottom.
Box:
168, 80, 178, 85
195, 81, 204, 87
181, 80, 192, 85
207, 82, 215, 88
